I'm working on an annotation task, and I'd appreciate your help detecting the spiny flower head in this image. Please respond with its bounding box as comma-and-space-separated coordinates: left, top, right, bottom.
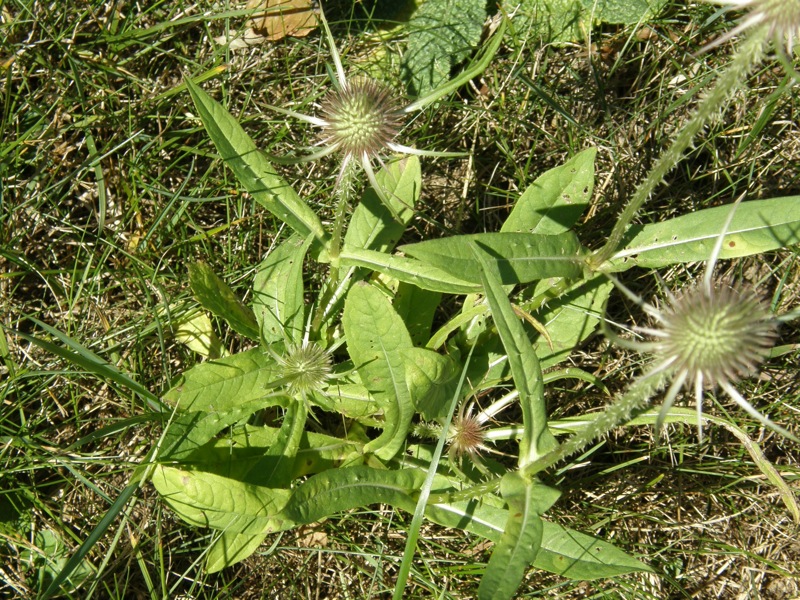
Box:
447, 402, 489, 459
318, 78, 405, 169
275, 341, 333, 397
704, 0, 800, 53
649, 285, 776, 388
633, 282, 794, 441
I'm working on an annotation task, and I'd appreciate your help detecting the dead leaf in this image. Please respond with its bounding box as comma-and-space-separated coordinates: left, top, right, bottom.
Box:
247, 0, 318, 41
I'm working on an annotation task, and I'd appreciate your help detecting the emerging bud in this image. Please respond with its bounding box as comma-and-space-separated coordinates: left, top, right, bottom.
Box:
276, 342, 333, 397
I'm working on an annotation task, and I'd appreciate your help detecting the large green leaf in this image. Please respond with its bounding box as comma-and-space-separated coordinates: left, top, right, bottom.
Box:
188, 262, 260, 340
402, 346, 459, 421
603, 197, 800, 272
534, 521, 653, 579
478, 475, 560, 600
502, 148, 596, 235
152, 466, 295, 535
340, 246, 481, 294
185, 79, 329, 257
472, 243, 558, 465
345, 157, 420, 253
252, 235, 312, 345
402, 0, 487, 95
279, 466, 425, 523
426, 499, 652, 580
204, 401, 307, 571
401, 232, 584, 285
162, 347, 279, 412
530, 276, 613, 369
343, 283, 415, 459
393, 282, 442, 346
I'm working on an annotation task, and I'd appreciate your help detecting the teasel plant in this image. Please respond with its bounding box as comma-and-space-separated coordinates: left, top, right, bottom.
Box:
263, 6, 505, 267
589, 0, 800, 270
527, 199, 798, 483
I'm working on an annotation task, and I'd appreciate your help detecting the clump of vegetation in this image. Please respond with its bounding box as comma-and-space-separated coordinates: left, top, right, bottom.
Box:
2, 0, 799, 598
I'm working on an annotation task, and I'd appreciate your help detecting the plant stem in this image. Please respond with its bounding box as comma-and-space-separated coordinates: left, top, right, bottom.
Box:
589, 31, 767, 270
311, 161, 357, 338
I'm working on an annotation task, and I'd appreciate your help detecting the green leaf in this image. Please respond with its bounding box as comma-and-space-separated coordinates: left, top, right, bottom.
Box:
343, 283, 415, 459
401, 232, 584, 285
393, 283, 442, 346
471, 243, 558, 465
253, 235, 312, 345
533, 521, 653, 579
246, 401, 307, 487
312, 382, 381, 422
604, 197, 800, 272
426, 499, 653, 580
345, 156, 421, 253
163, 347, 279, 412
191, 423, 361, 482
188, 262, 260, 340
502, 148, 596, 235
478, 475, 560, 600
161, 398, 285, 463
173, 309, 226, 359
152, 466, 295, 535
206, 531, 269, 573
402, 347, 459, 421
185, 78, 329, 257
530, 276, 613, 369
402, 0, 487, 95
279, 466, 425, 524
340, 246, 481, 294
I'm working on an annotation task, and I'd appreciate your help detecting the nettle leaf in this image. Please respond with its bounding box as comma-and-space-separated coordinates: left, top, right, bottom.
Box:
340, 246, 481, 294
253, 235, 312, 345
151, 466, 295, 536
185, 79, 329, 257
502, 148, 596, 235
189, 262, 260, 340
163, 347, 279, 412
279, 466, 425, 524
513, 0, 667, 44
478, 474, 560, 600
342, 283, 415, 460
345, 156, 421, 253
604, 196, 800, 272
401, 232, 584, 285
402, 0, 487, 95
